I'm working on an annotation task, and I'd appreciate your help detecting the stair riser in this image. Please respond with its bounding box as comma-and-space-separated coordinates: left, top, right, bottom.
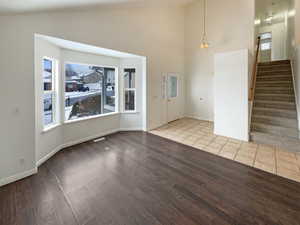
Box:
257, 76, 292, 82
258, 71, 292, 76
254, 102, 296, 110
258, 66, 291, 72
256, 82, 293, 88
250, 134, 282, 147
251, 124, 299, 138
259, 60, 290, 66
255, 95, 295, 102
252, 117, 298, 129
252, 109, 297, 119
255, 89, 294, 95
250, 134, 300, 152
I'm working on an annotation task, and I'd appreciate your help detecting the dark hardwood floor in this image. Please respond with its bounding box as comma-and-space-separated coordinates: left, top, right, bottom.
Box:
1, 131, 300, 225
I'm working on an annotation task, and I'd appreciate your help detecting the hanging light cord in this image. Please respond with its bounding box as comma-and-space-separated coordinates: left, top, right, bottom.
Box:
203, 0, 206, 39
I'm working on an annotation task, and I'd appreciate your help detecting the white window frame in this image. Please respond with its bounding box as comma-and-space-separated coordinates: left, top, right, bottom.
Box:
167, 74, 179, 99
43, 57, 59, 130
123, 68, 137, 113
63, 61, 119, 124
260, 32, 272, 51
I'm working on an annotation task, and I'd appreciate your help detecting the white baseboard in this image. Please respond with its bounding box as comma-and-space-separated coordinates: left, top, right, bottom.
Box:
37, 128, 120, 167
1, 128, 147, 187
0, 168, 37, 187
119, 127, 143, 131
61, 128, 120, 149
185, 115, 213, 122
36, 145, 63, 167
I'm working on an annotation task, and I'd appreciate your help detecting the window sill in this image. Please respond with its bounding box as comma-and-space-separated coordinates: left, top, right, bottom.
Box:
122, 111, 139, 114
64, 112, 120, 125
42, 123, 61, 133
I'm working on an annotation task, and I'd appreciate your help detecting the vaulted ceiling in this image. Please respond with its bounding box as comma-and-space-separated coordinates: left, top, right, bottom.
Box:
0, 0, 195, 14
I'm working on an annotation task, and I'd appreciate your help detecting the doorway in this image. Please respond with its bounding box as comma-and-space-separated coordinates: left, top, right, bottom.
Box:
166, 73, 182, 123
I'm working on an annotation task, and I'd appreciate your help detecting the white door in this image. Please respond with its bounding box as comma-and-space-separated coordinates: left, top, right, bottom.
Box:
167, 74, 181, 123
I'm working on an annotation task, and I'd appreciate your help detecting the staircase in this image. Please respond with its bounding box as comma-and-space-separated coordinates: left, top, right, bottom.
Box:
250, 60, 300, 152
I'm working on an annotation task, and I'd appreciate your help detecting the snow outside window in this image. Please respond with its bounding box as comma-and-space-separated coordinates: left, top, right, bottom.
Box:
43, 58, 58, 127
124, 68, 136, 112
65, 63, 116, 121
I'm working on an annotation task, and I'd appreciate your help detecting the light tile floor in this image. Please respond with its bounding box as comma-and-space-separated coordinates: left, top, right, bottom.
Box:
149, 118, 300, 183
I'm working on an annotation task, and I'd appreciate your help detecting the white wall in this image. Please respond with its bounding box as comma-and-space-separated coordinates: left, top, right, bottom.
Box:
184, 0, 255, 121
292, 46, 300, 130
35, 38, 64, 163
35, 40, 150, 167
258, 22, 287, 61
214, 49, 249, 141
61, 49, 122, 144
0, 5, 185, 184
119, 58, 146, 130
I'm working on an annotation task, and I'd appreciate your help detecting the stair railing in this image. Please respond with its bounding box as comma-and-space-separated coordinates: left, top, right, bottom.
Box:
249, 36, 261, 101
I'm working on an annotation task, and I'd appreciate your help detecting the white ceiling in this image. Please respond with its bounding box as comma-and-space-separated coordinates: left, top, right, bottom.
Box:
0, 0, 195, 14
36, 34, 142, 58
255, 0, 292, 24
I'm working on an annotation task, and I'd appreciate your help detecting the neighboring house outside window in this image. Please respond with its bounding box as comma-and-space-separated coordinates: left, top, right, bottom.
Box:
43, 57, 58, 127
124, 68, 136, 112
64, 63, 116, 121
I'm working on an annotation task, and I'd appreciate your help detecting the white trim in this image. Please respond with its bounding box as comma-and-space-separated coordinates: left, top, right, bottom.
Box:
36, 145, 62, 167
64, 112, 120, 125
63, 62, 119, 123
122, 111, 139, 114
185, 115, 214, 122
42, 57, 59, 130
119, 127, 143, 131
123, 67, 137, 112
290, 53, 300, 131
1, 127, 137, 186
0, 168, 37, 187
37, 128, 120, 167
42, 123, 61, 133
61, 128, 119, 149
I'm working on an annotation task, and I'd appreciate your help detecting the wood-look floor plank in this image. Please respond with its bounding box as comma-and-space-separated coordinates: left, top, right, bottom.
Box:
1, 131, 300, 225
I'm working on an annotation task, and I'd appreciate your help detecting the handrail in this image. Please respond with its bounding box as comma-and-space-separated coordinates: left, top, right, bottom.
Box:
249, 36, 261, 101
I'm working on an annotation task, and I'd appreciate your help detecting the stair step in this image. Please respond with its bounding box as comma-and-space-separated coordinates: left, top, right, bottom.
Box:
252, 107, 297, 119
251, 122, 299, 138
250, 131, 300, 153
256, 81, 293, 87
257, 72, 292, 77
254, 94, 295, 102
258, 64, 291, 72
255, 87, 294, 95
258, 60, 290, 66
258, 70, 292, 76
252, 115, 298, 128
254, 100, 297, 110
256, 75, 292, 82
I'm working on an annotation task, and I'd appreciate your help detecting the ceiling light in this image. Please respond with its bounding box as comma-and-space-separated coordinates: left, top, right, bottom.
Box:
200, 0, 209, 49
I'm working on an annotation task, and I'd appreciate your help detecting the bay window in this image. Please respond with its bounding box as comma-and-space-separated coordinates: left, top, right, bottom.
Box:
65, 63, 116, 121
124, 68, 136, 112
43, 57, 58, 127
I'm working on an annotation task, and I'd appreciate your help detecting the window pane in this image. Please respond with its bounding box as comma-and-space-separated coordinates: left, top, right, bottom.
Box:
261, 42, 271, 51
260, 32, 272, 40
125, 90, 135, 111
124, 68, 135, 88
168, 76, 178, 98
43, 59, 53, 91
104, 68, 116, 113
44, 93, 53, 126
65, 63, 116, 121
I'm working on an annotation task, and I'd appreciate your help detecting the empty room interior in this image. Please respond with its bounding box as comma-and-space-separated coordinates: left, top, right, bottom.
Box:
1, 0, 300, 224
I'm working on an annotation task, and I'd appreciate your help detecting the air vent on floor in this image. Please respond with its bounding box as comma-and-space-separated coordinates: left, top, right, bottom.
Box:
93, 137, 106, 143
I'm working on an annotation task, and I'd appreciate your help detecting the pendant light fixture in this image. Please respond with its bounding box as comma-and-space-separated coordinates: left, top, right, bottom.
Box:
200, 0, 209, 48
